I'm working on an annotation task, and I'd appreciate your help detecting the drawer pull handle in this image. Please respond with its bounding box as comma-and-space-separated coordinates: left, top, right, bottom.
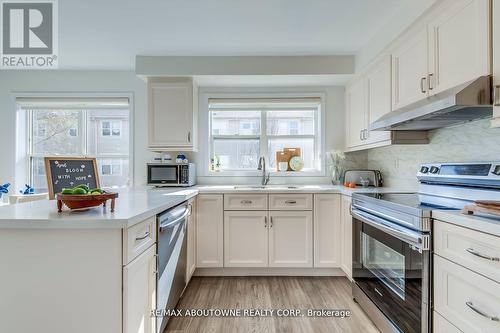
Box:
241, 200, 253, 204
466, 248, 500, 262
466, 301, 499, 322
135, 231, 150, 241
285, 200, 297, 204
264, 216, 268, 228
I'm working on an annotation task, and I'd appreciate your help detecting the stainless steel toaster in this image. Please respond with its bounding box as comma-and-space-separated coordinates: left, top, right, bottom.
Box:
343, 170, 383, 187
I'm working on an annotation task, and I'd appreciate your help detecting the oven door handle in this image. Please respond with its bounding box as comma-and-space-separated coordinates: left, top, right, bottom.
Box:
159, 209, 189, 232
351, 208, 427, 249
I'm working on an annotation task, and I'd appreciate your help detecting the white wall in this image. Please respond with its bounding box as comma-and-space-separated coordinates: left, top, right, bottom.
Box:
0, 71, 154, 189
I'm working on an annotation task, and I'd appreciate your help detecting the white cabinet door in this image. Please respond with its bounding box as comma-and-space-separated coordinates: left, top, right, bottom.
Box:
196, 194, 223, 267
391, 27, 429, 110
313, 194, 341, 268
345, 78, 367, 149
123, 244, 156, 333
365, 56, 392, 144
224, 211, 269, 267
340, 195, 352, 280
148, 78, 195, 150
428, 0, 490, 95
186, 198, 196, 283
269, 211, 313, 267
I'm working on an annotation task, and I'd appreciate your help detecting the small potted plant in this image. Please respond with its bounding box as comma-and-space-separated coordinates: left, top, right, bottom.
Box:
326, 150, 346, 185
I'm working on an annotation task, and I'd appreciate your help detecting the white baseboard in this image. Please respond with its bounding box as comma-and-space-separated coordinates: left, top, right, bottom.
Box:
193, 267, 346, 277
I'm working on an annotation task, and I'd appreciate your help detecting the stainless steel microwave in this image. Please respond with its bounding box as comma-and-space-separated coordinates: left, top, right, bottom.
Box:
147, 163, 196, 187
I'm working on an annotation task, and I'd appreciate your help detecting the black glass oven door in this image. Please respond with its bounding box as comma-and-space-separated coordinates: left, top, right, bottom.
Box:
353, 215, 430, 333
148, 165, 179, 185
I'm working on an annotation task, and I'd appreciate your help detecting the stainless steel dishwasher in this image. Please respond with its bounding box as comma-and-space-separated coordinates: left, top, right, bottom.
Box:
156, 202, 189, 333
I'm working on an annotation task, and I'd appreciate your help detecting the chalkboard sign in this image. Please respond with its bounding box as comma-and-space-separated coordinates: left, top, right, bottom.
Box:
44, 157, 100, 199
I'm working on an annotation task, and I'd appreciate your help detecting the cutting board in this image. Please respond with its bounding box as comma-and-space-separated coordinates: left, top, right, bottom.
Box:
275, 148, 301, 171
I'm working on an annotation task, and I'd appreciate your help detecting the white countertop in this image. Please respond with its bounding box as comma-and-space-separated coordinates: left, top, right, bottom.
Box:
0, 184, 413, 229
433, 210, 500, 237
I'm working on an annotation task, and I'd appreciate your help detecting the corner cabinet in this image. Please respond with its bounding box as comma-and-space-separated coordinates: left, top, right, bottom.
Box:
313, 194, 341, 268
196, 194, 224, 267
148, 78, 198, 151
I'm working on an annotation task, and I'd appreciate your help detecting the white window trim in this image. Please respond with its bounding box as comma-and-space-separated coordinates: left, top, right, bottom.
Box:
12, 92, 134, 190
200, 91, 326, 177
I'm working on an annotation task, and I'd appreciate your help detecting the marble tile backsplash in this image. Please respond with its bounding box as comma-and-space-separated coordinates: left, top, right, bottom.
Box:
364, 119, 500, 188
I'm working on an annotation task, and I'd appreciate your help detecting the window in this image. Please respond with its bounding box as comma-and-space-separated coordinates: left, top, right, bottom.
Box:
208, 98, 322, 173
21, 97, 131, 191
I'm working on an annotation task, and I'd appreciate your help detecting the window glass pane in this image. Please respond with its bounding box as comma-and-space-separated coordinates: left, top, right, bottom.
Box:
267, 110, 315, 135
31, 157, 48, 192
213, 139, 259, 170
87, 110, 129, 156
97, 158, 129, 187
32, 110, 82, 155
268, 138, 315, 170
211, 111, 261, 136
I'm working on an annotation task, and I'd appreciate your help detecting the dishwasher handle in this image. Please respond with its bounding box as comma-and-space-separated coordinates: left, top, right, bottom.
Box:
159, 208, 189, 232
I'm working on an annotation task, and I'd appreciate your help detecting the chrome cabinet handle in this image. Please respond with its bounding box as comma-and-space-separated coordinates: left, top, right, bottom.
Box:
428, 73, 434, 90
241, 200, 253, 204
359, 130, 363, 141
187, 131, 191, 143
466, 301, 499, 321
420, 77, 427, 93
135, 231, 150, 241
494, 85, 500, 106
153, 254, 159, 275
270, 216, 273, 228
264, 216, 268, 228
285, 200, 297, 204
363, 129, 369, 140
466, 248, 500, 262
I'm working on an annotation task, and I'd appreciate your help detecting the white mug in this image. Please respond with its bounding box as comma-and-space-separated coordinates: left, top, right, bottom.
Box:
278, 162, 288, 172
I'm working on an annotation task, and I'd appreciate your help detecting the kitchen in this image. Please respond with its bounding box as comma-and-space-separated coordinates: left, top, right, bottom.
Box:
1, 0, 500, 333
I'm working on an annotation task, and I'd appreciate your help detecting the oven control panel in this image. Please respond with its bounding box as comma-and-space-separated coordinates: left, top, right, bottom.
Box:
417, 162, 500, 188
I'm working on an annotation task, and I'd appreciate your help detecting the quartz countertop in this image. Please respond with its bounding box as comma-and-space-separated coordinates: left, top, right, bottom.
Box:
0, 184, 414, 229
433, 210, 500, 237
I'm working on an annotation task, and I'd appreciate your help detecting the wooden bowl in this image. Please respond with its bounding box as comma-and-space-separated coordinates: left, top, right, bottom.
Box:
55, 192, 119, 212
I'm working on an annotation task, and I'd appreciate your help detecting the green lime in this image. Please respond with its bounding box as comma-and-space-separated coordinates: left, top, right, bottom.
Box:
75, 184, 89, 192
90, 188, 103, 194
90, 191, 102, 195
61, 188, 74, 195
72, 188, 87, 195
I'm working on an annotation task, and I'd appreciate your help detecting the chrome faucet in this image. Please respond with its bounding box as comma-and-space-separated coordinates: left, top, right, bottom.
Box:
257, 156, 270, 186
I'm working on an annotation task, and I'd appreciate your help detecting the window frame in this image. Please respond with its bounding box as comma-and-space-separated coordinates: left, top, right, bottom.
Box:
202, 92, 326, 177
14, 92, 134, 191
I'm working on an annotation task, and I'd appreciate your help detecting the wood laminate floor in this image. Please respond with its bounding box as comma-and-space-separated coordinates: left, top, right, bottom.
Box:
164, 276, 379, 333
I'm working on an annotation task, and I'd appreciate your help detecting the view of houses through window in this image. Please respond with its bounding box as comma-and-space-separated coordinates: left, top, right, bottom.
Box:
28, 107, 130, 191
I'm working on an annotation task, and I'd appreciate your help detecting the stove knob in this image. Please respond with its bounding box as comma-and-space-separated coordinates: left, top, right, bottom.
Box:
492, 165, 500, 175
430, 166, 440, 174
420, 166, 429, 173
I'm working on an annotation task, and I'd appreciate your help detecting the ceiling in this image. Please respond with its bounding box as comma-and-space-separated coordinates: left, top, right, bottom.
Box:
59, 0, 423, 70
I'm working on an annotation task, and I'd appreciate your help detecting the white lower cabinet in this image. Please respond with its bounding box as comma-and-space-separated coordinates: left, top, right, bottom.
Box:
224, 211, 269, 267
196, 194, 224, 267
269, 211, 313, 267
434, 311, 463, 333
340, 195, 352, 279
123, 244, 157, 333
313, 194, 341, 267
186, 198, 197, 283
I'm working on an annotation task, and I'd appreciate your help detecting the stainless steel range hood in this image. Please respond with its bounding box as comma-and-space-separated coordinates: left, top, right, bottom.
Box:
371, 76, 493, 131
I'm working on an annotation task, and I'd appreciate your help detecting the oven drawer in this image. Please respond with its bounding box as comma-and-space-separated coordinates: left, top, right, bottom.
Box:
224, 194, 268, 210
269, 194, 312, 210
433, 311, 463, 333
435, 221, 500, 283
123, 217, 156, 264
434, 255, 500, 333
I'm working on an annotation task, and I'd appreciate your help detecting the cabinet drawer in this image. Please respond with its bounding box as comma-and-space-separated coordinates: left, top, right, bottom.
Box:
434, 255, 500, 333
123, 217, 156, 265
435, 221, 500, 283
224, 194, 268, 210
269, 194, 312, 210
433, 311, 463, 333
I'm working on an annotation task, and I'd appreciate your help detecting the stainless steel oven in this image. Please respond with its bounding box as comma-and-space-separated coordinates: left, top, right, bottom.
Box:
351, 206, 431, 333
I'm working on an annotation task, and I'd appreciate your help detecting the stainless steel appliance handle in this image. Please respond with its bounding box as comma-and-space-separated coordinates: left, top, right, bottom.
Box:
466, 248, 500, 262
159, 209, 189, 231
351, 207, 424, 248
465, 301, 499, 321
352, 201, 415, 231
135, 231, 150, 241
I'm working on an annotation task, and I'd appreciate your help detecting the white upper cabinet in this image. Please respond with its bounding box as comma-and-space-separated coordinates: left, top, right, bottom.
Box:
148, 78, 197, 151
365, 56, 392, 144
391, 27, 429, 110
345, 78, 367, 149
428, 0, 490, 95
